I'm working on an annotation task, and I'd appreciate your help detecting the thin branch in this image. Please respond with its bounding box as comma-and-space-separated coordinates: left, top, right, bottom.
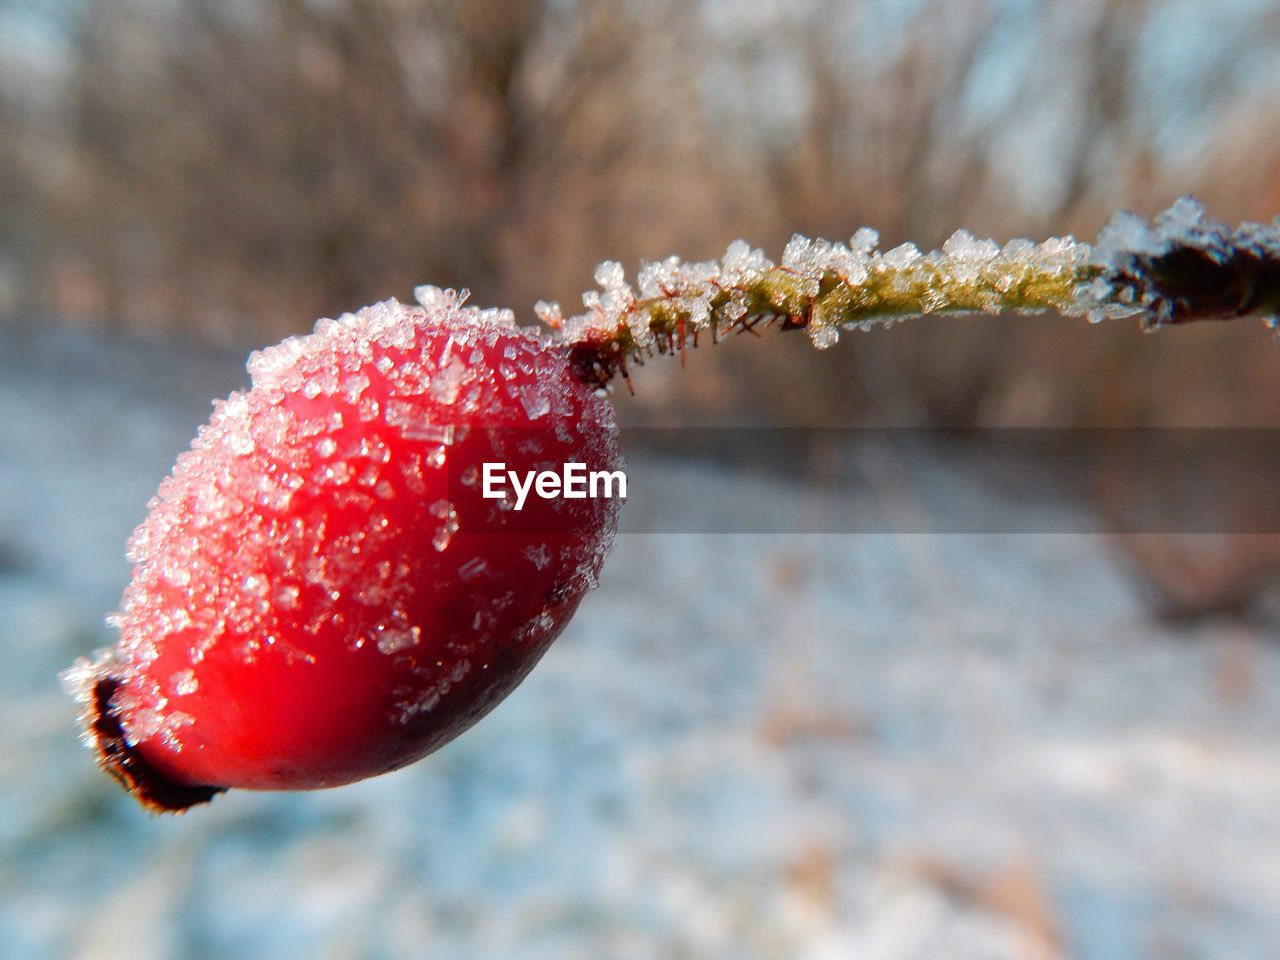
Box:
550, 197, 1280, 388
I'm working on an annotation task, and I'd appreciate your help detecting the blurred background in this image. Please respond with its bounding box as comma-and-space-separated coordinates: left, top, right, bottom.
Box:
5, 0, 1280, 957
7, 0, 1280, 427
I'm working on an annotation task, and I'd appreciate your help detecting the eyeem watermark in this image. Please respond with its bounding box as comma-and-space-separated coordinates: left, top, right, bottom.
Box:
482, 462, 628, 511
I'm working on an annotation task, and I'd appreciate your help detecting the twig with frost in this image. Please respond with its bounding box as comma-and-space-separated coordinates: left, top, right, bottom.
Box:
549, 197, 1280, 388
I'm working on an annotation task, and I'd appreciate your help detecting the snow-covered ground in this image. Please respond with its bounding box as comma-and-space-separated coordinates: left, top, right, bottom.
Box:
3, 321, 1280, 960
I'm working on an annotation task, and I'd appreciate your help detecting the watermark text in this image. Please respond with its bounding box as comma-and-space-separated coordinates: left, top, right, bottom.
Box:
482, 462, 627, 511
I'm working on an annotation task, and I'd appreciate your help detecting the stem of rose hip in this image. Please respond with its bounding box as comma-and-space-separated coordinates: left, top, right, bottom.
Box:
554, 196, 1280, 389
560, 253, 1091, 389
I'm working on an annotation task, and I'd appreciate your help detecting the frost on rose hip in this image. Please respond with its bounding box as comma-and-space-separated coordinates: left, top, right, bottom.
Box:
64, 290, 622, 812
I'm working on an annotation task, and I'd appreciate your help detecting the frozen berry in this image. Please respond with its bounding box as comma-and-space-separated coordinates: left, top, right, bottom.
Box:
65, 289, 622, 812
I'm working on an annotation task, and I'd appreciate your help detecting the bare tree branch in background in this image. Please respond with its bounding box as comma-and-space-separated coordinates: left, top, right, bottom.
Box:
44, 0, 721, 342
9, 0, 1280, 428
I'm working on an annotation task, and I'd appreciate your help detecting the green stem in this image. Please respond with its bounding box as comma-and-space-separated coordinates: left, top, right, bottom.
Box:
552, 197, 1280, 388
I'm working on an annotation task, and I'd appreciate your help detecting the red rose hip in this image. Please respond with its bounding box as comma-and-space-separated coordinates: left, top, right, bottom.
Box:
65, 289, 622, 812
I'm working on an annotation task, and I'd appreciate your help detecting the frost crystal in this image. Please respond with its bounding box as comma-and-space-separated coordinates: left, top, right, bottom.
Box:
517, 384, 551, 420
594, 260, 626, 291
376, 625, 421, 655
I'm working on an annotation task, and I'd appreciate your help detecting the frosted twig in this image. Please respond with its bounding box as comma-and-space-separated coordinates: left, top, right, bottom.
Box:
549, 197, 1280, 388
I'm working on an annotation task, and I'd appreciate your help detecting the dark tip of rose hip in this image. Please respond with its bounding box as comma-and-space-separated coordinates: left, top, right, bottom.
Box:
89, 677, 226, 814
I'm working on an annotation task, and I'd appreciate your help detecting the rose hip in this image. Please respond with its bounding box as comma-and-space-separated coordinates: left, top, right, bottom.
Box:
65, 290, 622, 812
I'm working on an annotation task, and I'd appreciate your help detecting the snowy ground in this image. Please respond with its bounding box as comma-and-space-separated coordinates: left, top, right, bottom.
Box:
3, 321, 1280, 960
